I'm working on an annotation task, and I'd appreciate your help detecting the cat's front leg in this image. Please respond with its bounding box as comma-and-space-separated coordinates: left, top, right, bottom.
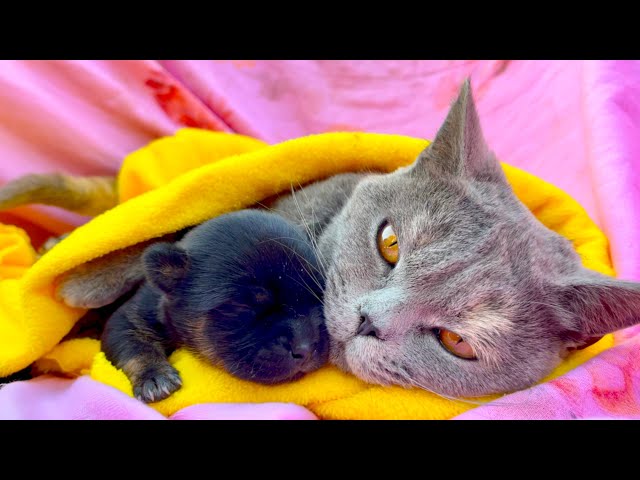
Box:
55, 243, 148, 309
55, 233, 181, 309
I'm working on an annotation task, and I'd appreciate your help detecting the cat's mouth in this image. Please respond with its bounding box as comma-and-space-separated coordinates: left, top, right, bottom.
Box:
328, 330, 380, 376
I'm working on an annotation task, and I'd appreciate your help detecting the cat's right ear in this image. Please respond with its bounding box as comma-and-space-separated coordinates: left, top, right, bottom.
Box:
143, 243, 190, 295
554, 269, 640, 343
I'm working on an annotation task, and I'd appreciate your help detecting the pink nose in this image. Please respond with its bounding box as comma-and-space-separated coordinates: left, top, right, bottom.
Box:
357, 312, 380, 338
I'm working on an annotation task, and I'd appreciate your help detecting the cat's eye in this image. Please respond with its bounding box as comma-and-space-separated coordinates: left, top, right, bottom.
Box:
434, 328, 477, 360
377, 221, 399, 265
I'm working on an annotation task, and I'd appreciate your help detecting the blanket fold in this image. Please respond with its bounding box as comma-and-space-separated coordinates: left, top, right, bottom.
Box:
0, 128, 616, 419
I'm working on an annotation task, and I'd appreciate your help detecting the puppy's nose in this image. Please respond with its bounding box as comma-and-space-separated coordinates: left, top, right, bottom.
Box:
357, 312, 380, 338
290, 342, 314, 361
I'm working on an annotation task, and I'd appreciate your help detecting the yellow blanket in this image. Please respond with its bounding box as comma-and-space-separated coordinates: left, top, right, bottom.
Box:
0, 129, 615, 419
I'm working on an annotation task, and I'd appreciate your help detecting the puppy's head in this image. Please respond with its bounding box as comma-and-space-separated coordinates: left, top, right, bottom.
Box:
143, 211, 329, 384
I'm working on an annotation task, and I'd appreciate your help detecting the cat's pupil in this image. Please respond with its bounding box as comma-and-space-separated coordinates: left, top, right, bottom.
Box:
435, 328, 477, 360
377, 221, 399, 265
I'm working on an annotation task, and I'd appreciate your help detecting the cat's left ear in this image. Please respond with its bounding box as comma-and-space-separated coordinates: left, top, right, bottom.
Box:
554, 269, 640, 347
413, 78, 507, 184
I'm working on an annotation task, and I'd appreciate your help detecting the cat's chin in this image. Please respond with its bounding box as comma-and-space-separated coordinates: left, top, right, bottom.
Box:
328, 338, 350, 372
328, 335, 396, 386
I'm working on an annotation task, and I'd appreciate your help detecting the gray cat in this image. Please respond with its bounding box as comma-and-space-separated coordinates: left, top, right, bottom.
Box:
49, 80, 640, 398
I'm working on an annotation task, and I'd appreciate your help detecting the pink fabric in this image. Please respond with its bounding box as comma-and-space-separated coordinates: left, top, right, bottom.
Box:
455, 327, 640, 420
0, 60, 639, 419
0, 376, 317, 420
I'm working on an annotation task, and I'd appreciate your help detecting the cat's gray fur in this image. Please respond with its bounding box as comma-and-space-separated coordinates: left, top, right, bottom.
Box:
59, 79, 640, 397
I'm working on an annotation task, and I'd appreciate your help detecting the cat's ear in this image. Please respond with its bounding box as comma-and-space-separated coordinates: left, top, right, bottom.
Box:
413, 78, 506, 183
555, 270, 640, 345
143, 242, 190, 295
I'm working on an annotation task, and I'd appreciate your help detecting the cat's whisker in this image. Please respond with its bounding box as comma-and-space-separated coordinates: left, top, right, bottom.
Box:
284, 273, 325, 307
255, 236, 325, 277
298, 183, 328, 251
258, 190, 328, 291
264, 241, 324, 297
296, 181, 330, 272
403, 375, 495, 407
272, 238, 323, 301
255, 237, 326, 292
255, 201, 274, 211
290, 184, 329, 276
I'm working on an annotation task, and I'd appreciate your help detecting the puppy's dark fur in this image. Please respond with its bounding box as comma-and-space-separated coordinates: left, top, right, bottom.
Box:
101, 210, 329, 403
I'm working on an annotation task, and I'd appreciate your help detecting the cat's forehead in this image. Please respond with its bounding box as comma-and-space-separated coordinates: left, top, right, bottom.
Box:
364, 164, 505, 203
357, 168, 514, 235
360, 166, 462, 199
347, 162, 582, 290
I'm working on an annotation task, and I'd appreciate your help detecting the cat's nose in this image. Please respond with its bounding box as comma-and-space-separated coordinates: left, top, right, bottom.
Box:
357, 312, 380, 338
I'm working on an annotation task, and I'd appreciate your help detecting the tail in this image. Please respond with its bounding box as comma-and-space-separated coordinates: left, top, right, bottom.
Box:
0, 173, 119, 216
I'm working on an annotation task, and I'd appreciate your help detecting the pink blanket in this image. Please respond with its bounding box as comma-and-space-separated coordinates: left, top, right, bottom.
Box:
1, 60, 638, 420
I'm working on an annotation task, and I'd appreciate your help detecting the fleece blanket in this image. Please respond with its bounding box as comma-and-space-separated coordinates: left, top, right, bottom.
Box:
0, 60, 639, 420
0, 127, 617, 419
0, 375, 318, 420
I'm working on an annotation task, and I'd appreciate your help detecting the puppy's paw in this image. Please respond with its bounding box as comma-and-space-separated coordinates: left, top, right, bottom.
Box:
133, 364, 183, 404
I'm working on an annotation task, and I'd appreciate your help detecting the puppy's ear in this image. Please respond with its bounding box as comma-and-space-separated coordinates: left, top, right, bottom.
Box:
143, 243, 190, 295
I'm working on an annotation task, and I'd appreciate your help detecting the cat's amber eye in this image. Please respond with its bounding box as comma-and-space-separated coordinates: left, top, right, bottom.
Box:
435, 328, 477, 360
377, 222, 399, 265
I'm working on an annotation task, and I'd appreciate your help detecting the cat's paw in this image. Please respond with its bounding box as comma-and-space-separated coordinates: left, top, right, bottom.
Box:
38, 233, 70, 257
55, 271, 130, 309
133, 364, 183, 404
55, 256, 143, 309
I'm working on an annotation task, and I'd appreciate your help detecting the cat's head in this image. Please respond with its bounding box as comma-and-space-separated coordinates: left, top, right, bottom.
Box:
320, 79, 640, 397
143, 210, 329, 385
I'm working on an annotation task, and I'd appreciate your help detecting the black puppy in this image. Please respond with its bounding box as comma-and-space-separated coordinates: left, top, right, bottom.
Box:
101, 209, 329, 403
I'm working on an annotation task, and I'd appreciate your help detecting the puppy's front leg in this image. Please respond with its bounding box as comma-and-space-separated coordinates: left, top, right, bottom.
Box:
102, 295, 181, 403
